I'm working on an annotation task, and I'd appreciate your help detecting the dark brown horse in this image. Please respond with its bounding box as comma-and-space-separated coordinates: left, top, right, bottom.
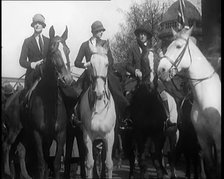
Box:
3, 26, 73, 179
126, 48, 167, 179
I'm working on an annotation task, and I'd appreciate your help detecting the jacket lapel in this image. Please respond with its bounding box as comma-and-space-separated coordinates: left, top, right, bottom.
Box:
134, 43, 141, 59
31, 35, 41, 54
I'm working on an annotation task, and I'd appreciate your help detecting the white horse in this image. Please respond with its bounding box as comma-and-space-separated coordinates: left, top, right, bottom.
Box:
157, 27, 221, 179
79, 41, 116, 178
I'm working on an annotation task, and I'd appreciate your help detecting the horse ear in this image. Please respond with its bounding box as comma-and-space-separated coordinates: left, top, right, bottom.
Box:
171, 27, 177, 37
61, 26, 68, 41
49, 26, 55, 39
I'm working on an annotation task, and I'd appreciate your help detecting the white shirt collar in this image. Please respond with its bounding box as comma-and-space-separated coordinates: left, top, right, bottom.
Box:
90, 37, 97, 46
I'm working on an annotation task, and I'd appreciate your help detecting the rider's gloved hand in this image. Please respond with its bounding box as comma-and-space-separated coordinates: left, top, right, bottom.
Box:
30, 59, 44, 69
84, 62, 91, 69
135, 69, 142, 79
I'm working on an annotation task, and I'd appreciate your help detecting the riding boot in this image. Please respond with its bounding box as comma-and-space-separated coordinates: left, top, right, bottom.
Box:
71, 102, 82, 127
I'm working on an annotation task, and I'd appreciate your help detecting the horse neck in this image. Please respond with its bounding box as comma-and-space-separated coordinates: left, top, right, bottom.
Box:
38, 59, 58, 104
187, 41, 215, 80
186, 42, 221, 109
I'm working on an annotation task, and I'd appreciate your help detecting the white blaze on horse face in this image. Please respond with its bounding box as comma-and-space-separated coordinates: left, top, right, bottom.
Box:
147, 51, 154, 83
58, 42, 68, 70
157, 58, 172, 81
91, 54, 108, 98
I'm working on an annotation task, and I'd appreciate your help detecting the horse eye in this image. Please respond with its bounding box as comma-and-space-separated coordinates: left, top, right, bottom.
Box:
176, 44, 182, 49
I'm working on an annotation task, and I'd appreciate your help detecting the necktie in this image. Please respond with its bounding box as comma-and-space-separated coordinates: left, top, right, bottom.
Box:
39, 35, 44, 54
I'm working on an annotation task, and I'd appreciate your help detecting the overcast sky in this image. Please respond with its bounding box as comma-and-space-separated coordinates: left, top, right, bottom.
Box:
2, 0, 201, 78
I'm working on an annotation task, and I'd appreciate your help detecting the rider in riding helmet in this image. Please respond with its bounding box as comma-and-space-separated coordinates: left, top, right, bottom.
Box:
72, 20, 129, 126
19, 14, 50, 95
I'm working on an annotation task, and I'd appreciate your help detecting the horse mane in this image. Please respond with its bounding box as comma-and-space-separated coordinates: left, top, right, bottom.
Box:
35, 52, 58, 120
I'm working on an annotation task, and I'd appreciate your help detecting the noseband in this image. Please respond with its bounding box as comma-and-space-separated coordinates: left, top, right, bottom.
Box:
92, 74, 110, 100
162, 37, 215, 84
51, 39, 71, 86
163, 37, 191, 79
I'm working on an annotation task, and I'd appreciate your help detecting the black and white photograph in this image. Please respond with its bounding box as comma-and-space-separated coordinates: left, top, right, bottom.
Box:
2, 0, 221, 178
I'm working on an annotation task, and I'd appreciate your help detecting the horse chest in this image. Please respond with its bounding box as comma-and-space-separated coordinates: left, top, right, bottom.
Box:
90, 113, 115, 134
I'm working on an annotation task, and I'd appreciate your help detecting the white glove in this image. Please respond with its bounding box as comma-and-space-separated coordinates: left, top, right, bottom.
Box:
84, 62, 91, 68
31, 59, 44, 69
135, 69, 142, 79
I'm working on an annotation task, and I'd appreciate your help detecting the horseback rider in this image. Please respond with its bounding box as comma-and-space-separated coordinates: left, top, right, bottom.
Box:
19, 13, 50, 101
72, 20, 129, 125
126, 22, 154, 84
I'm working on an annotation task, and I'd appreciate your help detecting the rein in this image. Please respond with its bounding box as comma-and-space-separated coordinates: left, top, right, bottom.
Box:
163, 37, 190, 79
90, 75, 111, 115
13, 73, 26, 89
163, 37, 216, 85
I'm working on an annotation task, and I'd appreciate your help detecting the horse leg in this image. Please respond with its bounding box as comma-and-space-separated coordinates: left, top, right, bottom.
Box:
197, 135, 217, 179
33, 131, 46, 179
84, 133, 94, 178
54, 130, 66, 179
76, 128, 86, 179
213, 122, 221, 179
3, 128, 21, 178
184, 153, 191, 179
167, 128, 179, 179
101, 141, 107, 179
192, 153, 200, 179
16, 142, 32, 179
64, 124, 75, 179
152, 135, 165, 179
105, 130, 115, 179
136, 136, 146, 179
199, 153, 206, 179
128, 141, 136, 179
117, 133, 123, 168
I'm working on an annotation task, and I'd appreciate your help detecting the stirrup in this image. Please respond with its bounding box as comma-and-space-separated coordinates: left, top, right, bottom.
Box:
24, 78, 41, 108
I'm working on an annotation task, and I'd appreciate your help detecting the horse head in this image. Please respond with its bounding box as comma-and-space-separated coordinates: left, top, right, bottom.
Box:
48, 26, 73, 86
157, 26, 194, 82
89, 41, 109, 100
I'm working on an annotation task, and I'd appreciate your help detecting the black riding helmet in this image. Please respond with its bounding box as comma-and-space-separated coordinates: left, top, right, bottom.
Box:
134, 23, 153, 39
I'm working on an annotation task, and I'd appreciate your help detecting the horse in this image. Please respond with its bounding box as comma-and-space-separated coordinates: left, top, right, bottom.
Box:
2, 86, 33, 179
79, 41, 116, 178
62, 94, 86, 179
157, 72, 205, 179
3, 25, 73, 179
177, 95, 202, 179
157, 27, 221, 179
126, 47, 168, 179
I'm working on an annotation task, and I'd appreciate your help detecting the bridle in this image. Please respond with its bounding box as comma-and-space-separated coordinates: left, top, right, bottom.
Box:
162, 37, 191, 79
162, 36, 215, 86
91, 74, 110, 101
51, 39, 72, 86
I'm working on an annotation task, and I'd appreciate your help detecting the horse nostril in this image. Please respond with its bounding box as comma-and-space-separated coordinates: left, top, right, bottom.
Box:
161, 68, 166, 72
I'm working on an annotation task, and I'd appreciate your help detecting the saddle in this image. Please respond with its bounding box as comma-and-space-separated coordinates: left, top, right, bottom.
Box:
20, 78, 41, 108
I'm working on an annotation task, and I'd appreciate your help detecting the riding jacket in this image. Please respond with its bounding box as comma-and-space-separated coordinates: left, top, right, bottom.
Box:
19, 34, 50, 89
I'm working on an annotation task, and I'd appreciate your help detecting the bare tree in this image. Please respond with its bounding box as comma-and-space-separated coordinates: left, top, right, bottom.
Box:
111, 0, 168, 68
